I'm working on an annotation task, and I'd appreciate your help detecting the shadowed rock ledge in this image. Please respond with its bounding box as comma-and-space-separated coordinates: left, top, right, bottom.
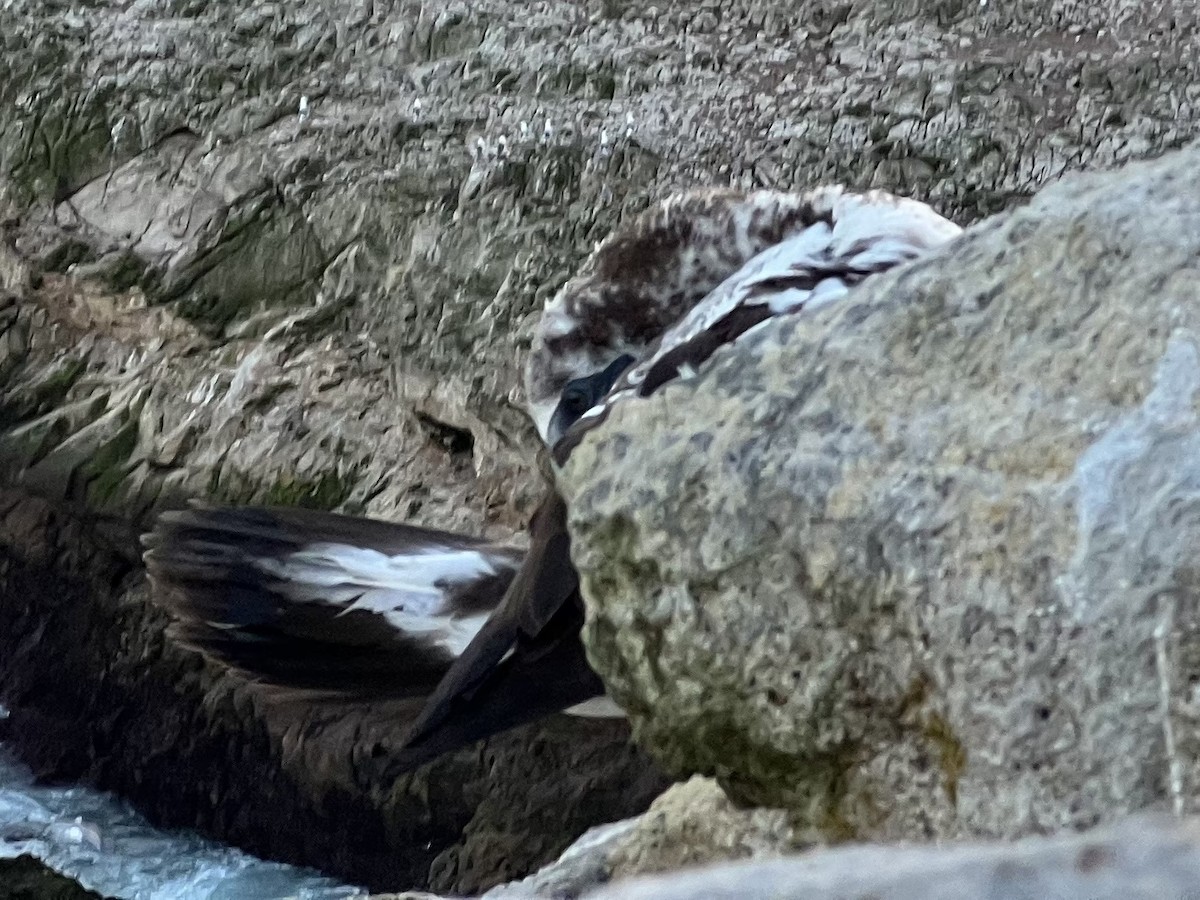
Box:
0, 489, 667, 893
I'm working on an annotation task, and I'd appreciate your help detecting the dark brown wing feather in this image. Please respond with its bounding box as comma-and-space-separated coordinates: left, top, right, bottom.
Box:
144, 504, 522, 697
400, 489, 604, 755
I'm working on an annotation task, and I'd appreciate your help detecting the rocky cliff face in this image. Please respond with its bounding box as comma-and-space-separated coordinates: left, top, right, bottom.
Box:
2, 0, 1200, 894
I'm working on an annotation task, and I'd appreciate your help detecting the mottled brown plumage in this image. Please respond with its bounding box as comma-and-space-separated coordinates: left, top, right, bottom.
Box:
526, 189, 841, 441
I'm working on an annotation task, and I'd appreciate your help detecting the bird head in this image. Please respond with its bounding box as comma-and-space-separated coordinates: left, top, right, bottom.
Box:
525, 189, 838, 446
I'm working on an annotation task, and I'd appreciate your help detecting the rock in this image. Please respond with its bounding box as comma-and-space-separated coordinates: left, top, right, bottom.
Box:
607, 777, 795, 880
584, 814, 1200, 900
379, 812, 1200, 899
481, 818, 639, 900
0, 855, 106, 900
4, 0, 1200, 892
6, 0, 1200, 541
563, 142, 1200, 835
477, 777, 794, 898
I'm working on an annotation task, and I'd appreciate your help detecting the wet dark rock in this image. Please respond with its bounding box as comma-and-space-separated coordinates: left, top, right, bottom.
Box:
0, 491, 667, 893
0, 855, 106, 900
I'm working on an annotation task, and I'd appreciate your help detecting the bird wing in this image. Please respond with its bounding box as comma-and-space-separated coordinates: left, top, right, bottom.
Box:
398, 489, 606, 758
144, 504, 523, 697
143, 187, 961, 766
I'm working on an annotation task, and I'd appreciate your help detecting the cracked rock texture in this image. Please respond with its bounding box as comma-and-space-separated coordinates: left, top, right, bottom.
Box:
563, 142, 1200, 836
3, 0, 1200, 893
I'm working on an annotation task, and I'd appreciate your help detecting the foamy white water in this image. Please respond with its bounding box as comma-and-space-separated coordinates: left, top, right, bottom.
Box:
0, 713, 366, 900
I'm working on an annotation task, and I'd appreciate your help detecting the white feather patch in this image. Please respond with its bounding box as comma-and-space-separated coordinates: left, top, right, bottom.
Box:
564, 695, 626, 718
255, 543, 503, 656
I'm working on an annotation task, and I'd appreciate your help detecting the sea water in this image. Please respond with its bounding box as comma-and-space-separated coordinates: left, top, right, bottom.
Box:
0, 711, 365, 900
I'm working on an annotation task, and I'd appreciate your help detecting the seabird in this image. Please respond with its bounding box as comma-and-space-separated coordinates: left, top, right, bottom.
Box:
144, 187, 961, 769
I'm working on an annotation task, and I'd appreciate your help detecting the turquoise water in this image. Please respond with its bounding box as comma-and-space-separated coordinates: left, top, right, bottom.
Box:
0, 717, 366, 900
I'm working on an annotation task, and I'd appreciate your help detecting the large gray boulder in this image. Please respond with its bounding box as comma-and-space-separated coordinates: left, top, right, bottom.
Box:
384, 811, 1200, 900
562, 142, 1200, 835
585, 814, 1200, 900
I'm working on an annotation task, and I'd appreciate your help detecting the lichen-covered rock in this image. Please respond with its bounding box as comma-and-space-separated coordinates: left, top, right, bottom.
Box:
562, 142, 1200, 835
478, 777, 794, 899
6, 0, 1200, 543
585, 815, 1200, 900
606, 777, 795, 880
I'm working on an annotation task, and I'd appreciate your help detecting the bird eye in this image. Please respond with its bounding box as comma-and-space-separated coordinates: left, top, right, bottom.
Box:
561, 385, 591, 415
549, 355, 639, 447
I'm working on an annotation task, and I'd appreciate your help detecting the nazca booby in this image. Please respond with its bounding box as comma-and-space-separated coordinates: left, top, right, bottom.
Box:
144, 187, 961, 769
